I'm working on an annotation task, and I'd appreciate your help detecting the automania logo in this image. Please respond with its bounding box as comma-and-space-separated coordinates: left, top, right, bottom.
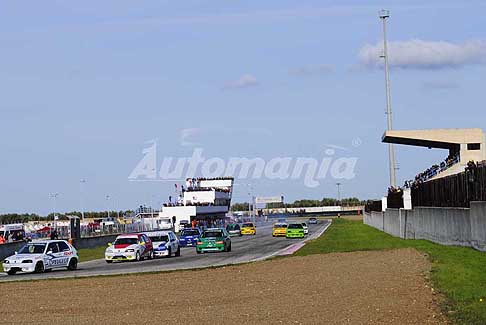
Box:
128, 141, 358, 188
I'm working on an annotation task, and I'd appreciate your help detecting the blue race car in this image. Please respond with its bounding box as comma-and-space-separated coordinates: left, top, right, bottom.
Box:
178, 228, 201, 247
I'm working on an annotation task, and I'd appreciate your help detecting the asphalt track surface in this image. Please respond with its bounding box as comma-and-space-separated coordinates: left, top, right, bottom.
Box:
0, 220, 330, 282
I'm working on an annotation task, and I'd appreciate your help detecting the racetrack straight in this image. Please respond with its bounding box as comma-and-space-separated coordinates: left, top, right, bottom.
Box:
0, 220, 331, 282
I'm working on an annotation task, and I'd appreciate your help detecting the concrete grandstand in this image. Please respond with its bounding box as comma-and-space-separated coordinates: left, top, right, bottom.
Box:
382, 128, 486, 182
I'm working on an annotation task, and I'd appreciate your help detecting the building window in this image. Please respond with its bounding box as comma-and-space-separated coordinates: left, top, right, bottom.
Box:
467, 143, 481, 151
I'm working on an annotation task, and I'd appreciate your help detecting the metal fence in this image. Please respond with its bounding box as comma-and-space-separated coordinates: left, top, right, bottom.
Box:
412, 161, 486, 208
32, 223, 162, 240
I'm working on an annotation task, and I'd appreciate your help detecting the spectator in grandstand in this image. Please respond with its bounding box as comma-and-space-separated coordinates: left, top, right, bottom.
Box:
466, 160, 477, 171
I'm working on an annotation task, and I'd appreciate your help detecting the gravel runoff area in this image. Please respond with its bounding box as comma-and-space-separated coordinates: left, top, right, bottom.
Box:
0, 248, 445, 324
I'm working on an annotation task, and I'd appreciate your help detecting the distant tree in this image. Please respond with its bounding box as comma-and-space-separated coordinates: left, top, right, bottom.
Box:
231, 202, 253, 212
0, 213, 43, 224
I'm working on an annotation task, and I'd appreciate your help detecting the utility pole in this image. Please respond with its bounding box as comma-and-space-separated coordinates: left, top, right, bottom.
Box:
379, 9, 397, 188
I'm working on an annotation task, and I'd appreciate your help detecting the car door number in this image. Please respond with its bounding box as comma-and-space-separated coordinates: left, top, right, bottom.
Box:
46, 257, 69, 266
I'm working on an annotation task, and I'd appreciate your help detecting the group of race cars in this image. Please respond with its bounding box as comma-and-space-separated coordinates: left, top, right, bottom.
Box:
271, 217, 317, 238
2, 218, 319, 276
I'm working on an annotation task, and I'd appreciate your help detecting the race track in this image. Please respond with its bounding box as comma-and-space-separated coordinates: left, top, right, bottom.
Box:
0, 220, 330, 282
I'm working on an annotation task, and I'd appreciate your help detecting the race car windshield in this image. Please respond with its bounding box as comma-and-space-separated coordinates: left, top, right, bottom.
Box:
149, 235, 169, 242
274, 224, 287, 228
202, 231, 223, 238
181, 230, 199, 236
226, 224, 239, 230
288, 224, 303, 229
114, 238, 138, 245
18, 244, 46, 254
242, 223, 254, 227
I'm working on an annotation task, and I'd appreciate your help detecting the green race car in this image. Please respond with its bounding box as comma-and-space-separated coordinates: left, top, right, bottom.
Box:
286, 223, 305, 238
196, 228, 232, 254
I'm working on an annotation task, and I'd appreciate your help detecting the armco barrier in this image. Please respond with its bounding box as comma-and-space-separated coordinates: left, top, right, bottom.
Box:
364, 202, 486, 252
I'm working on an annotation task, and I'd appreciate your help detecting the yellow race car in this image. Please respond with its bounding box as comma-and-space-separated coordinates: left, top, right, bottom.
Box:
241, 222, 256, 235
272, 223, 288, 237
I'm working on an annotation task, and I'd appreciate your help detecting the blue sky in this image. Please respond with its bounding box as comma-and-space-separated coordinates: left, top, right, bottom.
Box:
1, 0, 486, 214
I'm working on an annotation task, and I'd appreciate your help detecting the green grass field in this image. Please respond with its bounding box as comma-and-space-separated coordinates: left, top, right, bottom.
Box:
77, 245, 107, 262
297, 218, 486, 325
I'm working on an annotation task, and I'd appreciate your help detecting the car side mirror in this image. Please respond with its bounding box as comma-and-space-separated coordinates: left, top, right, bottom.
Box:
140, 242, 145, 245
47, 250, 53, 255
14, 251, 17, 255
107, 243, 112, 247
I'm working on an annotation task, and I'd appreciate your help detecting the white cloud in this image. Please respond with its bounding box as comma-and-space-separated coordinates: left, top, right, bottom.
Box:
289, 64, 334, 76
358, 39, 486, 70
223, 74, 259, 90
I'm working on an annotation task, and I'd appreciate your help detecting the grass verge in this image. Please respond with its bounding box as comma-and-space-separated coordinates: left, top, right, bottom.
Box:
296, 218, 486, 325
77, 245, 107, 262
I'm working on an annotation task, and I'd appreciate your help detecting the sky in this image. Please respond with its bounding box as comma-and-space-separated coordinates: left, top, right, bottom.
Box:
1, 0, 486, 215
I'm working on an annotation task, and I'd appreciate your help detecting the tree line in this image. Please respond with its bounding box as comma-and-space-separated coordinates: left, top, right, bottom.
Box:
0, 211, 134, 224
230, 197, 367, 211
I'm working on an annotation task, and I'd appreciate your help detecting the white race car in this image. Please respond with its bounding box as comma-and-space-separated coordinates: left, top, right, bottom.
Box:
144, 231, 180, 258
301, 222, 309, 235
3, 240, 78, 275
105, 233, 154, 263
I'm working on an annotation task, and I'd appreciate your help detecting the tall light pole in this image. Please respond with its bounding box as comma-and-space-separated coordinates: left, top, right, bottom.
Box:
50, 193, 59, 229
105, 195, 110, 219
379, 9, 397, 188
247, 183, 253, 220
79, 179, 86, 222
336, 183, 342, 205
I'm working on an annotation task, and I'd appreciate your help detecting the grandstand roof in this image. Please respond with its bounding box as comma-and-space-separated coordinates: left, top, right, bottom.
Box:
382, 128, 483, 150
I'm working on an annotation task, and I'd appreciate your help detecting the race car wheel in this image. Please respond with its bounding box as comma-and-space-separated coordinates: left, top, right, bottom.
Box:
196, 250, 201, 254
227, 244, 232, 252
175, 247, 181, 257
167, 248, 172, 258
7, 270, 16, 275
67, 258, 78, 271
106, 260, 113, 264
148, 250, 154, 260
135, 252, 141, 262
34, 262, 45, 273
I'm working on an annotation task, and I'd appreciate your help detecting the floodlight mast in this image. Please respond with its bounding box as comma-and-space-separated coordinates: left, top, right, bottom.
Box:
379, 9, 397, 188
